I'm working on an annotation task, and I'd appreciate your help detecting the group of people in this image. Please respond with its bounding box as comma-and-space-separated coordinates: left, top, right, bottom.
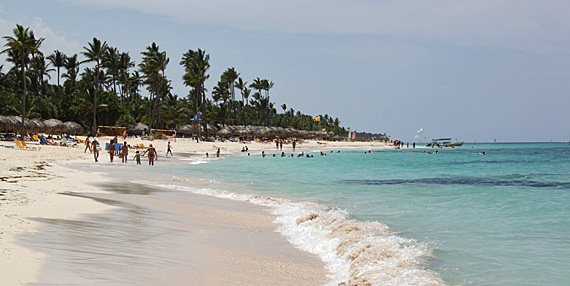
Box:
83, 135, 172, 165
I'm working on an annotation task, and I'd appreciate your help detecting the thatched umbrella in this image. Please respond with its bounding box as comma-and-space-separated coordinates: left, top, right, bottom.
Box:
177, 124, 194, 135
207, 123, 220, 135
128, 122, 148, 136
32, 119, 45, 133
2, 116, 39, 133
5, 116, 21, 132
216, 126, 233, 137
43, 119, 66, 134
23, 118, 41, 133
64, 121, 84, 135
0, 116, 14, 132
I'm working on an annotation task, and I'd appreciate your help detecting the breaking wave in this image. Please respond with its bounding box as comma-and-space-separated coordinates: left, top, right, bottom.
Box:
148, 182, 445, 286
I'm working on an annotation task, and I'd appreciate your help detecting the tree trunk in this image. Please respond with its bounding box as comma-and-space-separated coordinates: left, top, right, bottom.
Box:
93, 63, 99, 135
20, 50, 26, 139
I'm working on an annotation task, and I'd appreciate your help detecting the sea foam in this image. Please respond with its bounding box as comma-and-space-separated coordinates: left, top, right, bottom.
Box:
149, 181, 445, 286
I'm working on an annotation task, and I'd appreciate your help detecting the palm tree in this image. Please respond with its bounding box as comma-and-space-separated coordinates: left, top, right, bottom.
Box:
47, 50, 66, 86
249, 77, 264, 100
221, 67, 239, 124
28, 54, 53, 98
1, 24, 44, 138
103, 46, 120, 95
235, 77, 249, 124
118, 52, 134, 103
262, 79, 274, 100
81, 37, 108, 133
63, 54, 80, 87
139, 43, 169, 129
180, 49, 210, 140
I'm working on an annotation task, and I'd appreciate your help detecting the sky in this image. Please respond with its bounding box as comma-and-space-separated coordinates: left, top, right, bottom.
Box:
1, 0, 569, 142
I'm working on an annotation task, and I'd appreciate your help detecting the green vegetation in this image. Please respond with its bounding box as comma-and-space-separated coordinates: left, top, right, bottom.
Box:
1, 24, 347, 137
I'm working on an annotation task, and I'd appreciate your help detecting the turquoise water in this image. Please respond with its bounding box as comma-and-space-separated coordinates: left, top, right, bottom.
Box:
85, 143, 570, 285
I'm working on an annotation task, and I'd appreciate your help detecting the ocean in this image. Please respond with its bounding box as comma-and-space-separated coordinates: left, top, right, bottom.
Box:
77, 143, 570, 285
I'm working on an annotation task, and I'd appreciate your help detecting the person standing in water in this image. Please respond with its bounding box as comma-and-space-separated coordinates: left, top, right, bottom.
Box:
91, 137, 100, 162
166, 141, 173, 156
142, 144, 158, 165
134, 151, 141, 165
121, 142, 129, 163
108, 139, 115, 162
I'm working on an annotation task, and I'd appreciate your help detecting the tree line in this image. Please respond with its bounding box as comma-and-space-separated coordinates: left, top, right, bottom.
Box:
0, 24, 347, 137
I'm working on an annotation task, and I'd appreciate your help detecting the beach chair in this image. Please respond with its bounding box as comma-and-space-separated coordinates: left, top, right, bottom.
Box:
16, 140, 40, 151
21, 140, 40, 151
32, 135, 40, 141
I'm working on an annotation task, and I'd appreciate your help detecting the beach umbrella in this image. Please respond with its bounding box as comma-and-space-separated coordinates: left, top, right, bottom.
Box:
32, 119, 46, 133
134, 122, 148, 131
207, 124, 220, 135
43, 119, 66, 134
64, 121, 84, 135
216, 126, 233, 137
5, 116, 21, 132
3, 116, 41, 133
0, 115, 14, 132
177, 124, 193, 135
128, 122, 149, 135
23, 118, 41, 133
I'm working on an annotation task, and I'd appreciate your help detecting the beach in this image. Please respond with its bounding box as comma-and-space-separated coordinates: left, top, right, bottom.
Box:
0, 137, 396, 285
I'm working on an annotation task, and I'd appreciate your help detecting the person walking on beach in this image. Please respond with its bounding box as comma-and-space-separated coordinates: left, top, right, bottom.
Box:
121, 142, 129, 163
84, 136, 92, 153
142, 144, 157, 165
216, 148, 221, 157
91, 137, 100, 162
108, 140, 115, 162
279, 140, 283, 150
166, 141, 173, 156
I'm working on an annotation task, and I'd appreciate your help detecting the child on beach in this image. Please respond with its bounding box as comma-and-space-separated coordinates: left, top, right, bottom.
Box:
134, 151, 141, 165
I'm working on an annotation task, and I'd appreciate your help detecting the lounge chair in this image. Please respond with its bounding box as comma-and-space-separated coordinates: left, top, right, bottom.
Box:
21, 140, 41, 151
16, 140, 40, 151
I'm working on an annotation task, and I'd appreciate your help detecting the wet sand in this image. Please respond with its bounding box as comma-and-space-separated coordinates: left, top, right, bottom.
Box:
21, 183, 327, 285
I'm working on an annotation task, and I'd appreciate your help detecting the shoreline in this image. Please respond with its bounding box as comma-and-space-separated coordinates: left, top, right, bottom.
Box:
0, 137, 398, 285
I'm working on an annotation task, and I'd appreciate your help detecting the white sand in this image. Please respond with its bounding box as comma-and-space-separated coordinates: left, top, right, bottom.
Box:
0, 136, 397, 285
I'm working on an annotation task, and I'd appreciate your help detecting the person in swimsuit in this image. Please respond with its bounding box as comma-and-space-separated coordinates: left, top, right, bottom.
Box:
108, 139, 115, 162
121, 142, 129, 163
143, 144, 157, 165
134, 151, 141, 165
166, 141, 173, 156
84, 136, 92, 153
91, 137, 100, 162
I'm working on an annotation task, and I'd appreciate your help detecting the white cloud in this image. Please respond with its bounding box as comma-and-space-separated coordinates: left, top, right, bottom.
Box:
29, 17, 83, 56
0, 16, 82, 63
62, 0, 570, 54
